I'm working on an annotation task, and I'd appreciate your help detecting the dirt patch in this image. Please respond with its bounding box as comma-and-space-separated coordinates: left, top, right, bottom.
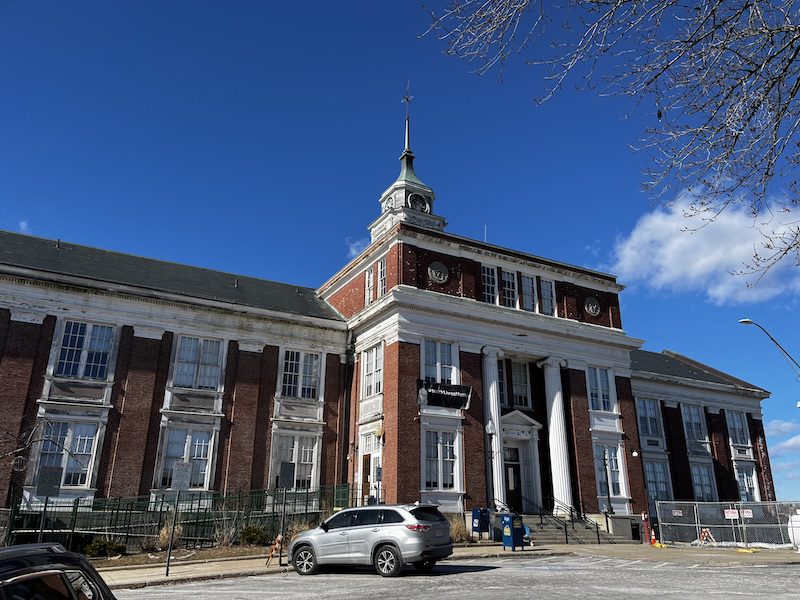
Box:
91, 545, 268, 569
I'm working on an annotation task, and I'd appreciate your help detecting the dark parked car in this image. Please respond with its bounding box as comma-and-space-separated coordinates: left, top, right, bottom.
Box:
288, 503, 453, 577
0, 543, 117, 600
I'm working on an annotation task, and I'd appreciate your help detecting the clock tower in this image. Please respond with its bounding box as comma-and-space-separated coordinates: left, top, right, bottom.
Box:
367, 114, 447, 242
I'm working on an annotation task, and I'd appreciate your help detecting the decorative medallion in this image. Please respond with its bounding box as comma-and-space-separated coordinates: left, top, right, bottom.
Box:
428, 261, 450, 285
584, 296, 602, 317
408, 193, 430, 213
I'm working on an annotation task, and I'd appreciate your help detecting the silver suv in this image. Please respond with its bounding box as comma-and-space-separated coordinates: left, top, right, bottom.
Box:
288, 504, 452, 577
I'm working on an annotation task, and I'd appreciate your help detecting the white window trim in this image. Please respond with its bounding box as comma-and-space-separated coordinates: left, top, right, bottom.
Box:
421, 340, 460, 385
276, 348, 325, 401
500, 270, 518, 309
689, 460, 718, 502
48, 319, 119, 383
28, 415, 105, 491
365, 267, 374, 306
169, 335, 226, 393
593, 443, 628, 500
539, 278, 556, 316
636, 397, 663, 438
377, 257, 387, 297
726, 410, 751, 447
587, 366, 616, 413
419, 418, 464, 494
682, 404, 710, 453
520, 275, 538, 313
153, 424, 218, 491
734, 462, 760, 502
510, 361, 531, 409
268, 430, 322, 490
481, 265, 499, 305
643, 459, 673, 505
361, 343, 384, 399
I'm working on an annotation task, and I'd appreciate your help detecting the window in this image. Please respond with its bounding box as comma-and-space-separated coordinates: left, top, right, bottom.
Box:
325, 510, 354, 529
726, 410, 750, 446
273, 434, 316, 489
424, 430, 456, 490
682, 405, 707, 443
594, 445, 621, 497
158, 428, 212, 489
382, 509, 404, 524
520, 275, 536, 312
423, 340, 455, 384
637, 398, 661, 437
377, 258, 387, 296
174, 336, 222, 390
362, 345, 383, 397
644, 461, 671, 509
497, 360, 508, 407
2, 573, 73, 600
281, 350, 320, 399
37, 420, 99, 488
354, 509, 382, 526
690, 463, 715, 501
511, 362, 530, 408
501, 271, 517, 308
588, 367, 612, 411
540, 279, 555, 316
481, 265, 497, 304
365, 268, 374, 305
736, 464, 758, 501
55, 321, 114, 380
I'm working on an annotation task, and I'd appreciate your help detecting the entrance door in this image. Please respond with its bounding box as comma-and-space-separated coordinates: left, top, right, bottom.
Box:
361, 453, 371, 505
504, 447, 523, 513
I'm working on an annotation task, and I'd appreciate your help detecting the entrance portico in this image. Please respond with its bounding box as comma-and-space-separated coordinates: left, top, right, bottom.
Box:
501, 410, 542, 513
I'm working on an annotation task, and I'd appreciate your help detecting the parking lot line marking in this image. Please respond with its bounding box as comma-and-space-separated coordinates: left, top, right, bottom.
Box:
615, 560, 641, 568
652, 562, 671, 569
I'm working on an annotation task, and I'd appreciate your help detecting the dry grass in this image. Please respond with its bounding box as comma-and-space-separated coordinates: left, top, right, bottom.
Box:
447, 513, 473, 544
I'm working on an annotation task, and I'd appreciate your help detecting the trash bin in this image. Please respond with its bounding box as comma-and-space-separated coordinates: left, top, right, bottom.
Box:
471, 508, 490, 539
499, 513, 525, 551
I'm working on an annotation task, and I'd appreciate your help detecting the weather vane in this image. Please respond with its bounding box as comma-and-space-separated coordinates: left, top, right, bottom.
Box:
402, 80, 413, 118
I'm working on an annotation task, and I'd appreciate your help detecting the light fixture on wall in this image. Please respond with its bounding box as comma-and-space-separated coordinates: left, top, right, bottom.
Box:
485, 420, 496, 437
631, 449, 639, 458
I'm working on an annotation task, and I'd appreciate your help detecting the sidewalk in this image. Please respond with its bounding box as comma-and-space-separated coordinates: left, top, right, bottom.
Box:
98, 542, 800, 590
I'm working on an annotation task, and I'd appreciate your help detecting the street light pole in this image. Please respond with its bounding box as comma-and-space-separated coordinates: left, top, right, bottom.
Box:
739, 318, 800, 381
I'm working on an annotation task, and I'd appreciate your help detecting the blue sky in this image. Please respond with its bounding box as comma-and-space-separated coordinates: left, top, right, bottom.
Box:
1, 2, 798, 498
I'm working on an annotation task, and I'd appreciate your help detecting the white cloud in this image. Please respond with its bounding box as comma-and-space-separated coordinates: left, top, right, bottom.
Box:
771, 434, 800, 456
345, 237, 369, 259
18, 220, 30, 234
612, 193, 800, 304
772, 459, 800, 472
765, 419, 800, 437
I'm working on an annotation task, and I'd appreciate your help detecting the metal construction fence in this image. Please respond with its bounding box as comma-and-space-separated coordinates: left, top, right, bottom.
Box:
3, 484, 373, 553
656, 500, 800, 547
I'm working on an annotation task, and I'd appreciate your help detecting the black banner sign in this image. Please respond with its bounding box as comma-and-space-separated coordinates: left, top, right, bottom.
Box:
417, 380, 472, 409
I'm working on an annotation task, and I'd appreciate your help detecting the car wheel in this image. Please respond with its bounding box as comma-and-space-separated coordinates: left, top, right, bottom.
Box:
413, 559, 437, 572
293, 546, 318, 575
374, 545, 402, 577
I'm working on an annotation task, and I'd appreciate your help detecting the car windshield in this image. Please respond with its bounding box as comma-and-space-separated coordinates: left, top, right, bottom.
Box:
410, 506, 447, 522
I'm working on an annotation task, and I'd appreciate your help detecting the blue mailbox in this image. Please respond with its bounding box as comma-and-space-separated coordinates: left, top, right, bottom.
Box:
500, 513, 525, 551
471, 508, 490, 538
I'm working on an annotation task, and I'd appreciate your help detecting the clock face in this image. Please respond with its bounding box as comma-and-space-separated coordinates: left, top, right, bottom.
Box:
584, 296, 602, 317
408, 193, 430, 213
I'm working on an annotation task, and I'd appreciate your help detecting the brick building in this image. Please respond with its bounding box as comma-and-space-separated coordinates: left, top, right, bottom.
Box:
0, 117, 775, 526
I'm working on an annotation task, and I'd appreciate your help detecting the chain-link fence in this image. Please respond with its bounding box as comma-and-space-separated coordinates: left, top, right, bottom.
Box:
5, 484, 366, 554
656, 500, 800, 548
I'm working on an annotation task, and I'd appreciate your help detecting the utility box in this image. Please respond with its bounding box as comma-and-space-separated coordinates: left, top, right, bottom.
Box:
499, 513, 525, 551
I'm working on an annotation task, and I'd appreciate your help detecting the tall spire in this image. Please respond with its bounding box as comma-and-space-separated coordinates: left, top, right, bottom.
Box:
397, 82, 424, 186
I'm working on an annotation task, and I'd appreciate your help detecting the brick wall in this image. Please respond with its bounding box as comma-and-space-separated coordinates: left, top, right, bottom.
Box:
0, 315, 55, 505
95, 325, 134, 496
381, 341, 420, 504
251, 345, 279, 489
398, 244, 479, 299
460, 351, 487, 509
321, 353, 343, 486
567, 368, 597, 513
615, 376, 647, 514
327, 274, 366, 319
107, 332, 173, 497
748, 415, 776, 501
661, 404, 694, 500
555, 282, 622, 329
708, 411, 738, 501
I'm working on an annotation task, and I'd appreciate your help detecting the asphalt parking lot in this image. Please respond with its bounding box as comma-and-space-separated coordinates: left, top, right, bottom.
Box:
115, 555, 799, 600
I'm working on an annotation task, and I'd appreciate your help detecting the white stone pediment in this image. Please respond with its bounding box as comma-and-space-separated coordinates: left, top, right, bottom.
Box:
501, 410, 542, 429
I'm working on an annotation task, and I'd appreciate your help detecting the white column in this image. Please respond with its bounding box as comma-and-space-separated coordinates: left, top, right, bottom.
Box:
482, 346, 506, 510
541, 357, 573, 514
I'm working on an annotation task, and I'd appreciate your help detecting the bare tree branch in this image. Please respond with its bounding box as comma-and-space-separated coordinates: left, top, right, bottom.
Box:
425, 1, 800, 277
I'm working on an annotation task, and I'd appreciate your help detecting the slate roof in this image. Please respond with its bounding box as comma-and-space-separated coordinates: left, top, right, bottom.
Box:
0, 231, 343, 323
631, 349, 767, 394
